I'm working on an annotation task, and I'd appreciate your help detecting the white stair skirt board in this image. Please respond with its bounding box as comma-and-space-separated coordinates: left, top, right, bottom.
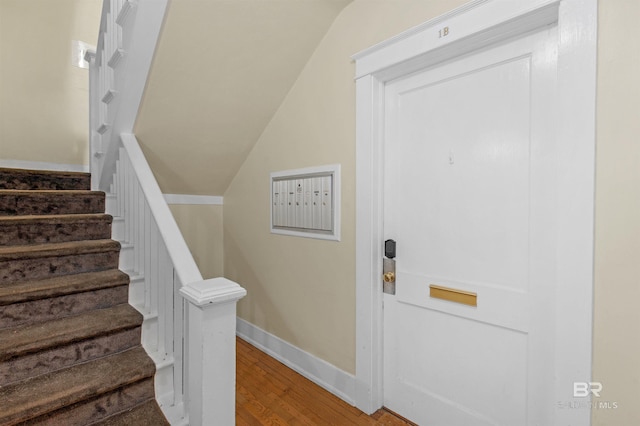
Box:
0, 159, 89, 173
163, 194, 223, 205
236, 317, 356, 406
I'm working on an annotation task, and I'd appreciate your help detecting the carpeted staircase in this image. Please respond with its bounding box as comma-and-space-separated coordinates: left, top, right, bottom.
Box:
0, 168, 169, 425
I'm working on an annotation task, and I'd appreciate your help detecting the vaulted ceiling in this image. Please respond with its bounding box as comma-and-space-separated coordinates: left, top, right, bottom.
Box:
134, 0, 352, 195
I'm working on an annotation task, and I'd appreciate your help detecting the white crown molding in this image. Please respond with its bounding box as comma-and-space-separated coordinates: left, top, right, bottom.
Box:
353, 0, 489, 62
352, 0, 559, 79
163, 194, 224, 205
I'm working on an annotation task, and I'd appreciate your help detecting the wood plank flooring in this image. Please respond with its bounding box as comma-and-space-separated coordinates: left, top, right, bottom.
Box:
236, 337, 414, 425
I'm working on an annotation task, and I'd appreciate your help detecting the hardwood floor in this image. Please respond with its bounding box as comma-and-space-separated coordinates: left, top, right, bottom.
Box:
236, 337, 414, 425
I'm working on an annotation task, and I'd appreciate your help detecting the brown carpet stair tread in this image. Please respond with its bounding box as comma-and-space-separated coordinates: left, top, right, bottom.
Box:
0, 167, 91, 180
0, 239, 120, 260
96, 399, 170, 426
0, 303, 142, 361
0, 269, 129, 305
0, 189, 100, 194
0, 346, 155, 425
0, 213, 111, 223
0, 190, 105, 216
0, 213, 113, 233
0, 167, 166, 424
0, 168, 90, 190
0, 214, 113, 246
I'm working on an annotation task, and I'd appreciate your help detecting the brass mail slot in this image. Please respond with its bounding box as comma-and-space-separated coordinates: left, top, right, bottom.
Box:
429, 284, 477, 307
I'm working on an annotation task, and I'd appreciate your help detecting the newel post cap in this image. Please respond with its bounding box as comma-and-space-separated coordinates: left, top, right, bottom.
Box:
180, 277, 246, 307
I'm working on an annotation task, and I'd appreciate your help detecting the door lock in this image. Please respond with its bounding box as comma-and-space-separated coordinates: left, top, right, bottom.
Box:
385, 239, 396, 259
383, 239, 396, 295
383, 258, 396, 294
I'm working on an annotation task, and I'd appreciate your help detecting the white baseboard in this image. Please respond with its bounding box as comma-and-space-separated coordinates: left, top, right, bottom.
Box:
163, 194, 223, 205
0, 159, 89, 173
236, 317, 356, 406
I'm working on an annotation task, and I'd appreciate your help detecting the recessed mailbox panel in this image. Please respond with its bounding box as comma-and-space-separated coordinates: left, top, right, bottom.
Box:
271, 165, 340, 241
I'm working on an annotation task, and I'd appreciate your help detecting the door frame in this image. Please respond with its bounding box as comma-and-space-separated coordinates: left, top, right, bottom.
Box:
352, 0, 597, 424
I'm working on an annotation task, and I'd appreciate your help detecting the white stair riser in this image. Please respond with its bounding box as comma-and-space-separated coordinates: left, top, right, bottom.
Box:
119, 245, 134, 271
141, 317, 159, 353
111, 218, 125, 241
128, 275, 145, 307
154, 362, 175, 408
105, 195, 118, 216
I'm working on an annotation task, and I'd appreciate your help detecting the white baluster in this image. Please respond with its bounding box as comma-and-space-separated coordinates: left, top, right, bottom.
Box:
115, 159, 122, 218
157, 239, 170, 358
137, 182, 145, 275
144, 202, 152, 308
128, 157, 134, 245
164, 266, 175, 358
173, 275, 185, 408
122, 154, 130, 244
148, 216, 158, 315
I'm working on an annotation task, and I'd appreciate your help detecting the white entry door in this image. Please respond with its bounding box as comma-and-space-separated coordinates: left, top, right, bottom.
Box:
383, 27, 558, 426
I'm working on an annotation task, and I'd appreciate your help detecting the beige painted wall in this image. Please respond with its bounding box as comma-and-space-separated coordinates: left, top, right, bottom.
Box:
592, 0, 640, 424
169, 204, 224, 279
134, 0, 351, 196
0, 0, 101, 166
224, 0, 468, 374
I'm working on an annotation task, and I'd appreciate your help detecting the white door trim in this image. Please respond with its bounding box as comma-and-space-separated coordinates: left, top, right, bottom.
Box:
353, 1, 597, 424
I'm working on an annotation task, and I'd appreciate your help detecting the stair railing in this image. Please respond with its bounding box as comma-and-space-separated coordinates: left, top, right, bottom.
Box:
86, 0, 167, 192
87, 2, 246, 425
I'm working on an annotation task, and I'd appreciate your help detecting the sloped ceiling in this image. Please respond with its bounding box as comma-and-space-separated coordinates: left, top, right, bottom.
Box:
134, 0, 352, 195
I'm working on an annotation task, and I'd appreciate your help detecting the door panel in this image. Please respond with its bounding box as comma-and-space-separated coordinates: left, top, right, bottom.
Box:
386, 301, 528, 426
383, 28, 557, 426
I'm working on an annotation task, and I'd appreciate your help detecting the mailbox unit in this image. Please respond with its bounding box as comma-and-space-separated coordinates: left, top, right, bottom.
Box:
270, 165, 340, 241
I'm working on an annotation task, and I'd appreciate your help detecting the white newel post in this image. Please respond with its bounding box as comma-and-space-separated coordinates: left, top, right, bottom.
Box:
180, 278, 247, 426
